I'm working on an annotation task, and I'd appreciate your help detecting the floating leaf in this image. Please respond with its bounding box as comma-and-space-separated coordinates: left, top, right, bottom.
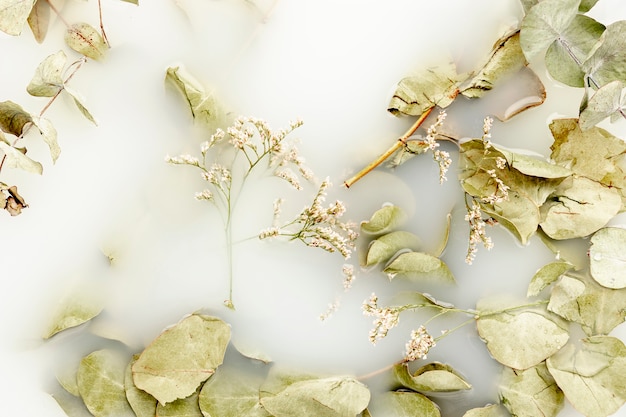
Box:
384, 251, 455, 284
497, 148, 571, 179
527, 260, 575, 297
499, 363, 564, 417
64, 86, 97, 125
27, 0, 50, 43
27, 50, 66, 97
393, 362, 471, 393
519, 0, 580, 60
462, 404, 509, 417
260, 375, 370, 417
583, 21, 626, 87
545, 14, 605, 87
43, 291, 102, 339
0, 100, 33, 136
539, 175, 621, 240
0, 0, 35, 35
124, 355, 157, 417
492, 66, 546, 121
388, 61, 463, 116
156, 390, 202, 417
389, 137, 429, 167
32, 116, 60, 163
368, 391, 440, 417
364, 231, 420, 267
589, 227, 626, 289
0, 141, 43, 175
56, 365, 80, 397
64, 22, 108, 61
476, 298, 569, 369
132, 314, 230, 404
360, 205, 405, 235
199, 366, 270, 417
579, 80, 626, 129
77, 349, 134, 417
51, 389, 92, 417
546, 336, 626, 417
548, 273, 626, 335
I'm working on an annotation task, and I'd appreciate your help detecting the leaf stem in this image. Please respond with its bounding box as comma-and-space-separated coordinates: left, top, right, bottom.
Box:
44, 0, 70, 28
344, 107, 434, 188
97, 0, 110, 47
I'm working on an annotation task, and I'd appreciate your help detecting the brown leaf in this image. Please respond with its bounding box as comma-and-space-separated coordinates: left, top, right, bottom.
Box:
6, 185, 27, 215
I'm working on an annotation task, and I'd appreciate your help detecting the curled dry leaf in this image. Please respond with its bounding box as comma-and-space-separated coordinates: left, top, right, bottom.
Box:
64, 86, 97, 125
0, 0, 36, 35
65, 23, 108, 61
582, 20, 626, 87
393, 362, 471, 393
360, 205, 406, 235
364, 231, 420, 267
27, 0, 50, 43
0, 140, 43, 175
27, 50, 66, 97
498, 363, 564, 417
0, 100, 33, 136
44, 293, 103, 339
527, 260, 575, 297
579, 80, 626, 129
1, 184, 28, 215
589, 227, 626, 289
383, 251, 455, 284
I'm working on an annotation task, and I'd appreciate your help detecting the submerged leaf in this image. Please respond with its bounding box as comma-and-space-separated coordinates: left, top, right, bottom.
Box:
462, 404, 509, 417
519, 0, 580, 59
0, 100, 33, 136
27, 0, 50, 43
589, 227, 626, 289
527, 260, 575, 297
476, 298, 569, 370
132, 314, 230, 404
384, 251, 454, 283
364, 231, 420, 267
583, 21, 626, 87
546, 336, 626, 417
124, 355, 157, 417
579, 80, 626, 129
368, 391, 440, 417
27, 50, 66, 97
44, 293, 103, 339
64, 23, 108, 61
499, 363, 564, 417
360, 205, 405, 235
0, 0, 36, 35
393, 362, 471, 393
156, 390, 202, 417
0, 141, 43, 175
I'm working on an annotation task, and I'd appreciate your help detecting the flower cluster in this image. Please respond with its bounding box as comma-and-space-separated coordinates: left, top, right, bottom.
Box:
342, 264, 356, 290
464, 200, 494, 264
319, 298, 341, 322
424, 111, 452, 183
404, 325, 436, 361
362, 293, 400, 344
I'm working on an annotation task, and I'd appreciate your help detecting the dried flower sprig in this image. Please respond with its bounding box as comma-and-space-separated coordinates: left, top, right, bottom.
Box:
423, 111, 453, 183
464, 200, 494, 265
404, 325, 436, 361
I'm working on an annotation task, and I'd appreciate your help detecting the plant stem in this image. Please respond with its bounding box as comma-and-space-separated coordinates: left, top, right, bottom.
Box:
44, 0, 70, 28
97, 0, 110, 47
344, 107, 434, 188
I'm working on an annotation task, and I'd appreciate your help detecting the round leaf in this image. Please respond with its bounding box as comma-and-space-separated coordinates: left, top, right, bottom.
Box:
44, 294, 103, 339
519, 0, 580, 59
583, 21, 626, 86
364, 231, 420, 267
383, 251, 455, 284
27, 50, 66, 97
124, 355, 157, 417
589, 227, 626, 289
393, 362, 471, 393
527, 260, 575, 297
0, 0, 35, 35
360, 205, 405, 235
579, 80, 626, 130
64, 22, 108, 61
498, 363, 564, 417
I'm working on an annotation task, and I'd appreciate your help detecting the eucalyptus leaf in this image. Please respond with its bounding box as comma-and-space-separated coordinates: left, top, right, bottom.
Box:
462, 404, 509, 417
51, 389, 93, 417
156, 390, 202, 417
498, 363, 564, 417
498, 148, 571, 179
32, 116, 60, 163
0, 0, 35, 35
367, 391, 440, 417
583, 21, 626, 87
589, 227, 626, 289
27, 50, 66, 97
476, 298, 569, 369
548, 273, 626, 335
56, 365, 80, 397
64, 86, 98, 125
364, 231, 420, 267
393, 362, 471, 393
77, 349, 134, 417
44, 293, 103, 339
579, 80, 626, 130
0, 141, 43, 175
64, 22, 108, 61
546, 336, 626, 417
360, 205, 405, 235
389, 137, 429, 167
519, 0, 580, 60
27, 0, 50, 43
199, 366, 270, 417
388, 61, 463, 116
125, 355, 157, 417
383, 251, 455, 284
527, 260, 575, 296
578, 0, 599, 12
132, 314, 231, 404
0, 100, 33, 136
520, 0, 538, 14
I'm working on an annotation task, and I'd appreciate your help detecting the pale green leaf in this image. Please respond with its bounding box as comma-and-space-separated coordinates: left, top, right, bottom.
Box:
77, 349, 134, 417
388, 61, 463, 116
546, 336, 626, 417
383, 251, 455, 284
583, 21, 626, 86
578, 0, 599, 12
498, 148, 572, 179
124, 355, 157, 417
462, 404, 509, 417
499, 363, 564, 417
51, 389, 93, 417
367, 391, 440, 417
260, 375, 370, 417
0, 0, 35, 35
156, 390, 202, 417
545, 14, 605, 87
476, 298, 569, 369
360, 205, 405, 235
393, 362, 471, 393
64, 86, 98, 125
44, 293, 103, 339
548, 273, 626, 335
27, 50, 66, 97
364, 231, 420, 267
520, 0, 538, 14
132, 314, 231, 404
519, 0, 580, 59
199, 366, 270, 417
579, 80, 626, 130
32, 116, 60, 163
27, 0, 50, 43
527, 260, 575, 296
0, 141, 42, 175
0, 100, 33, 136
539, 176, 621, 240
64, 22, 108, 61
56, 365, 80, 397
589, 227, 626, 289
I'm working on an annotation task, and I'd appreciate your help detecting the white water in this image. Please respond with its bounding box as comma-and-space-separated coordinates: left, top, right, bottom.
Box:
1, 0, 625, 416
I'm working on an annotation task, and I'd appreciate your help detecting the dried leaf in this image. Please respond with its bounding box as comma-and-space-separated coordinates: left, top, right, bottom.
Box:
156, 390, 203, 417
32, 116, 60, 163
527, 260, 575, 297
383, 251, 455, 284
546, 336, 626, 417
583, 21, 626, 87
462, 404, 509, 417
124, 355, 157, 417
364, 231, 420, 267
547, 273, 626, 335
3, 185, 28, 215
132, 314, 231, 404
498, 363, 564, 417
519, 0, 538, 14
360, 205, 405, 235
77, 349, 134, 417
56, 365, 80, 397
589, 227, 626, 289
51, 389, 92, 417
199, 366, 270, 417
0, 141, 43, 175
0, 0, 36, 35
493, 66, 546, 121
389, 138, 429, 167
27, 0, 49, 43
64, 22, 108, 61
64, 86, 98, 125
476, 297, 569, 370
0, 100, 33, 136
579, 80, 626, 129
388, 61, 463, 116
393, 362, 471, 393
578, 0, 599, 12
498, 148, 571, 179
27, 50, 66, 97
44, 293, 103, 339
367, 391, 440, 417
